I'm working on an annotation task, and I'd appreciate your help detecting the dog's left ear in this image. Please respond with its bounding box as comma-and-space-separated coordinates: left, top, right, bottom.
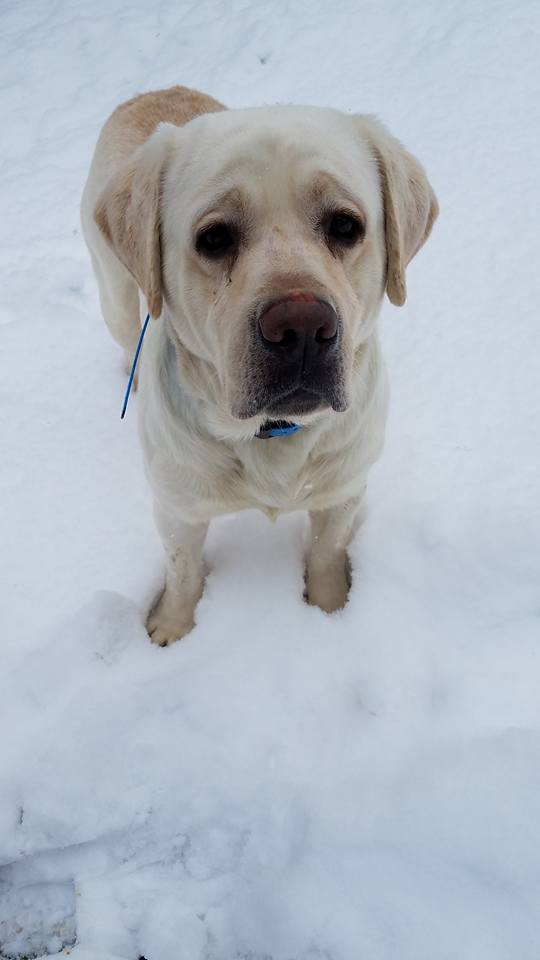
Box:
357, 117, 439, 306
94, 123, 178, 319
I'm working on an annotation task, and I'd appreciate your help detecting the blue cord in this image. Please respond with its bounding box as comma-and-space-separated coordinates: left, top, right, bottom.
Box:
120, 313, 150, 419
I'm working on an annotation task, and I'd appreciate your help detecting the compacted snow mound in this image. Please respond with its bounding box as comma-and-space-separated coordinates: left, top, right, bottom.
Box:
1, 0, 539, 958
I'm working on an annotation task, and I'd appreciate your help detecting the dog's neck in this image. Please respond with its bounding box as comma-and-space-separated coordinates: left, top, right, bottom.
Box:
160, 317, 305, 442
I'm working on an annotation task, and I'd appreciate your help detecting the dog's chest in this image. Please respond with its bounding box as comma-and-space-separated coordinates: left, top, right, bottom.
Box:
210, 440, 361, 517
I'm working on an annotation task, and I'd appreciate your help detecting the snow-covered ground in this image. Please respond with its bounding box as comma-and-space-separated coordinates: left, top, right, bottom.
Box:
1, 1, 539, 957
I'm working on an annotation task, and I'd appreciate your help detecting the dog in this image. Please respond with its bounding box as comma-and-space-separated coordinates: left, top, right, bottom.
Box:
81, 85, 438, 645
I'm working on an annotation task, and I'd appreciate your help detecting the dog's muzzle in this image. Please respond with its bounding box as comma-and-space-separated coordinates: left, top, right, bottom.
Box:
248, 293, 345, 417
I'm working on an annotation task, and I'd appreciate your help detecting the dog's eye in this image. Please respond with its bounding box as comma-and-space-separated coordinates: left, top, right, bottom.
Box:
196, 223, 236, 258
326, 213, 364, 246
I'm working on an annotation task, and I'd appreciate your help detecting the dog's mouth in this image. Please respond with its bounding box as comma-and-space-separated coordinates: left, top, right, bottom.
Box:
268, 387, 325, 416
265, 384, 342, 417
234, 375, 348, 420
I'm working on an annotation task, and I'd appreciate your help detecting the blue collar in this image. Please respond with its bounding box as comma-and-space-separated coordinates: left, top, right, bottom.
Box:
256, 420, 301, 439
121, 315, 301, 439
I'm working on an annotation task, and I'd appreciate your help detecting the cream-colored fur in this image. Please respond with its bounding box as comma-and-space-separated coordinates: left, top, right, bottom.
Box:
81, 85, 438, 645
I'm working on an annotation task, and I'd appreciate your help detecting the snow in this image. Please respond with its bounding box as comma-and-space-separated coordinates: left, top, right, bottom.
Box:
1, 0, 540, 957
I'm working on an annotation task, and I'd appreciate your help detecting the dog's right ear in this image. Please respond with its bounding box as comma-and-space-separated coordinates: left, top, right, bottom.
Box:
94, 123, 178, 319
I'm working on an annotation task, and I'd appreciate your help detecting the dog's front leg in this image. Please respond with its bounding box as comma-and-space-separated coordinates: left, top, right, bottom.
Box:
146, 506, 208, 646
305, 495, 364, 614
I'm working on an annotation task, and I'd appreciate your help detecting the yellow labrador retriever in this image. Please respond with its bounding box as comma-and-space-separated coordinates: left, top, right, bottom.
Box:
81, 85, 438, 645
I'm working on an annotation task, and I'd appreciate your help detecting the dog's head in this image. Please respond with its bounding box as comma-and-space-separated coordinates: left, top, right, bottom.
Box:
95, 106, 438, 426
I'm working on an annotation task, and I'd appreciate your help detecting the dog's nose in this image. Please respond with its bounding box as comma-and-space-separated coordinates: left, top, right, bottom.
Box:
259, 294, 338, 356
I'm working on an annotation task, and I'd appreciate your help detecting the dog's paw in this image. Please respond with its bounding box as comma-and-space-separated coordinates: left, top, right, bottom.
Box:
304, 555, 351, 614
146, 610, 194, 646
146, 591, 196, 646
